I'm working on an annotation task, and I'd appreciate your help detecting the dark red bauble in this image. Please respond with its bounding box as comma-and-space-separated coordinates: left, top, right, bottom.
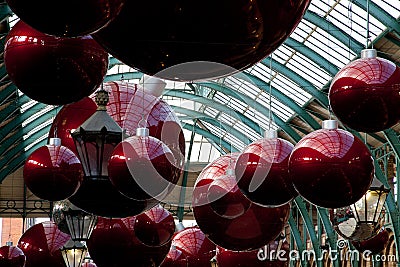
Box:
4, 20, 109, 105
288, 120, 374, 209
92, 0, 311, 81
329, 49, 400, 132
235, 135, 297, 207
159, 246, 189, 267
134, 204, 175, 247
193, 154, 290, 251
171, 226, 216, 267
0, 245, 26, 267
108, 134, 180, 201
87, 216, 171, 267
49, 97, 98, 155
68, 175, 159, 218
123, 85, 185, 171
5, 0, 125, 37
207, 171, 252, 219
352, 228, 390, 255
17, 221, 70, 267
23, 141, 84, 201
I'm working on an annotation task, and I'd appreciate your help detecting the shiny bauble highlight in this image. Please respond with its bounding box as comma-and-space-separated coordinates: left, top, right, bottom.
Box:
0, 245, 26, 267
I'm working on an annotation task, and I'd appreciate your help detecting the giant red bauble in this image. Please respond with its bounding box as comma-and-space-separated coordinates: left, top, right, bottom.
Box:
17, 221, 70, 267
352, 228, 390, 255
193, 154, 290, 251
288, 120, 374, 209
6, 0, 125, 37
92, 0, 311, 81
4, 20, 109, 105
23, 142, 83, 201
122, 84, 185, 171
235, 135, 297, 207
87, 216, 171, 267
171, 226, 216, 267
329, 49, 400, 132
108, 134, 180, 201
134, 204, 175, 247
0, 245, 26, 267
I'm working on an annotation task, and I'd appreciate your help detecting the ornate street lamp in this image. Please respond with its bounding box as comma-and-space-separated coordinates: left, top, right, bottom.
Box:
210, 255, 218, 267
61, 240, 87, 267
349, 177, 390, 239
331, 177, 390, 241
53, 200, 97, 242
71, 88, 124, 178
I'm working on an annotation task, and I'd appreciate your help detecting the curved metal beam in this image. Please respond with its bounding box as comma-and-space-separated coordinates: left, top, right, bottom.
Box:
173, 105, 252, 146
303, 10, 365, 53
235, 73, 322, 130
351, 0, 400, 35
259, 58, 329, 107
284, 37, 340, 76
164, 89, 301, 143
181, 123, 236, 153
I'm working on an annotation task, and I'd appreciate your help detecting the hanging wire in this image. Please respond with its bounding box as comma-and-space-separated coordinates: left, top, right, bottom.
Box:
366, 0, 371, 48
347, 0, 354, 60
268, 54, 273, 131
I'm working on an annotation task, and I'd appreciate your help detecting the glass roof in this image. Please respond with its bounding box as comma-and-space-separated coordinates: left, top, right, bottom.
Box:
1, 0, 400, 179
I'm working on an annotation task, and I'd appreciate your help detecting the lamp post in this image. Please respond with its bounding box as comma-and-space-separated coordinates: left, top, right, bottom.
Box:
331, 177, 390, 241
61, 240, 87, 267
349, 177, 390, 240
71, 88, 124, 179
53, 200, 98, 242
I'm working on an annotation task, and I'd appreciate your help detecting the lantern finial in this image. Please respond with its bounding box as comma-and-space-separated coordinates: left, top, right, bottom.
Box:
94, 88, 109, 110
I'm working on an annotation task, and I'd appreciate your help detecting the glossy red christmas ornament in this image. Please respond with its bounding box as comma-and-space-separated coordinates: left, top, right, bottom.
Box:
207, 167, 252, 219
108, 128, 180, 201
235, 130, 297, 207
6, 0, 125, 37
171, 226, 216, 267
134, 204, 175, 247
0, 245, 26, 267
123, 84, 185, 171
193, 154, 290, 251
49, 97, 98, 155
23, 137, 84, 201
329, 49, 400, 132
159, 246, 189, 267
4, 20, 109, 105
352, 228, 390, 255
92, 0, 311, 81
17, 221, 70, 267
288, 120, 374, 209
87, 216, 171, 267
